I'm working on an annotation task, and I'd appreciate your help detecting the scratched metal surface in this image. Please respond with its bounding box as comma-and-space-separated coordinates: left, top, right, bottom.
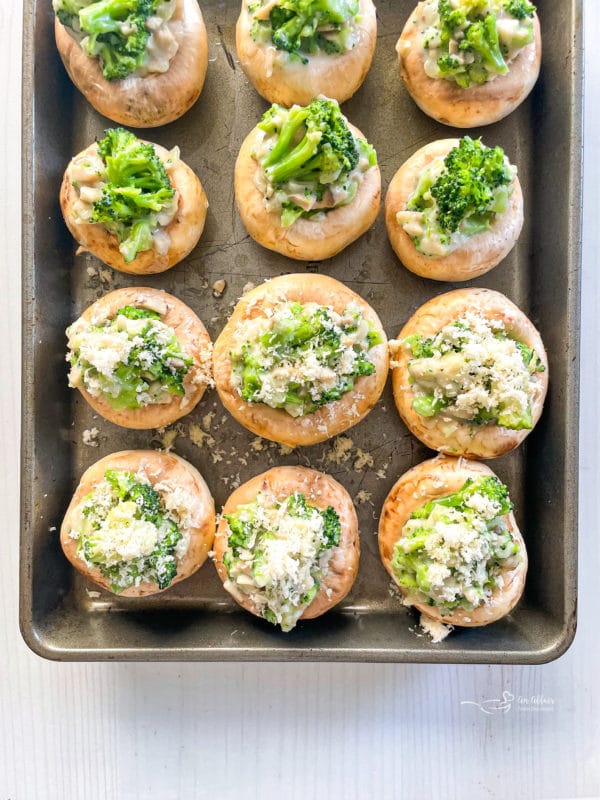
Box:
20, 0, 581, 661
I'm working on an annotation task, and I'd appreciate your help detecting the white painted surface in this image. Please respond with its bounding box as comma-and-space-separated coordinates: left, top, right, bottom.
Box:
1, 4, 598, 799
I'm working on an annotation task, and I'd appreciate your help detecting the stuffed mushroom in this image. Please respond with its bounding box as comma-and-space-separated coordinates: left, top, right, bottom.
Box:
61, 450, 216, 597
236, 0, 377, 106
53, 0, 208, 127
390, 288, 548, 459
213, 274, 388, 446
60, 127, 208, 274
213, 466, 359, 631
66, 287, 213, 429
397, 0, 541, 128
385, 137, 523, 282
379, 455, 527, 629
234, 96, 381, 261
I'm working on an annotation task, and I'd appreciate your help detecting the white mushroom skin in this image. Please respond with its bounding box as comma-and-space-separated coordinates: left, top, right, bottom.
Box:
236, 0, 377, 106
54, 0, 208, 127
397, 2, 541, 128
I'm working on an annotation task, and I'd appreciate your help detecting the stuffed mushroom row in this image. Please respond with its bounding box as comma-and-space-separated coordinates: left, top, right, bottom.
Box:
67, 279, 547, 461
53, 1, 541, 130
62, 450, 527, 636
61, 116, 525, 282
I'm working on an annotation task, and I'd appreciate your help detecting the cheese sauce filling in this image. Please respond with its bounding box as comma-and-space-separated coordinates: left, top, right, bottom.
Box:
69, 468, 201, 592
414, 0, 536, 88
67, 305, 197, 411
397, 312, 544, 429
247, 0, 361, 64
53, 0, 180, 80
230, 300, 382, 417
392, 476, 521, 615
222, 490, 341, 631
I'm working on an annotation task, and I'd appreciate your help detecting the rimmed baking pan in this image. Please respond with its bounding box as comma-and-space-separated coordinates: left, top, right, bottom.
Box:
20, 0, 582, 662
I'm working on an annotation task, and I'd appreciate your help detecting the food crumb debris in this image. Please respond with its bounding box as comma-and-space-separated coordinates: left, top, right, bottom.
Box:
188, 423, 215, 449
212, 279, 227, 298
355, 490, 372, 505
82, 427, 100, 447
49, 526, 56, 532
86, 266, 97, 277
279, 444, 294, 455
251, 437, 265, 452
419, 614, 453, 644
99, 268, 113, 285
241, 281, 256, 295
325, 435, 353, 464
353, 449, 373, 471
202, 412, 215, 431
156, 425, 181, 452
376, 465, 389, 480
86, 589, 101, 599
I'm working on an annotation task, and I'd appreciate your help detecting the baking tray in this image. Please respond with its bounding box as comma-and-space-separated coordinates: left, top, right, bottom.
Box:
20, 0, 582, 662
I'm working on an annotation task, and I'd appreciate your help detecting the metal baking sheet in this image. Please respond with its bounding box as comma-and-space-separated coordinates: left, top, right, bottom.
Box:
20, 0, 582, 662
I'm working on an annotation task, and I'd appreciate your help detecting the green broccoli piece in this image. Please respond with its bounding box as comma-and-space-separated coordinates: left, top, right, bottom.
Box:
90, 127, 174, 263
257, 98, 375, 226
232, 302, 379, 415
116, 306, 161, 320
261, 98, 359, 184
428, 137, 513, 234
503, 0, 536, 20
54, 0, 161, 81
320, 506, 341, 548
433, 0, 533, 86
263, 0, 359, 59
53, 0, 90, 27
411, 476, 513, 521
460, 14, 508, 76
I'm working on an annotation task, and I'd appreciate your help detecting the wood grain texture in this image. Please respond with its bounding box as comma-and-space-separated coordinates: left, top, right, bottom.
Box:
1, 3, 599, 799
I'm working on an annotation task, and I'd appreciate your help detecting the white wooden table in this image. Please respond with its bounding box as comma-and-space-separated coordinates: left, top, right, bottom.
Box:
1, 5, 598, 799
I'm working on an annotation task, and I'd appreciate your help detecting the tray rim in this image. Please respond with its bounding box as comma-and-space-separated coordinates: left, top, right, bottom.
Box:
19, 0, 583, 664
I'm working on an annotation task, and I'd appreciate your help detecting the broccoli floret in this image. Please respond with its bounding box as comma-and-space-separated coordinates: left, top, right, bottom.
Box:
258, 98, 375, 225
503, 0, 535, 20
411, 476, 513, 521
433, 0, 534, 86
427, 137, 513, 234
53, 0, 90, 27
90, 127, 174, 263
261, 98, 359, 184
460, 13, 507, 75
54, 0, 161, 81
259, 0, 359, 59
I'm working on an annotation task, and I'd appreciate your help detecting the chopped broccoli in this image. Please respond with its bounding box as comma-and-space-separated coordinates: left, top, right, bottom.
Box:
411, 476, 513, 521
53, 0, 162, 81
116, 305, 161, 320
391, 476, 518, 613
407, 136, 513, 236
81, 469, 184, 591
232, 301, 380, 416
503, 0, 535, 20
250, 0, 359, 61
257, 98, 376, 226
90, 127, 175, 263
430, 0, 536, 87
